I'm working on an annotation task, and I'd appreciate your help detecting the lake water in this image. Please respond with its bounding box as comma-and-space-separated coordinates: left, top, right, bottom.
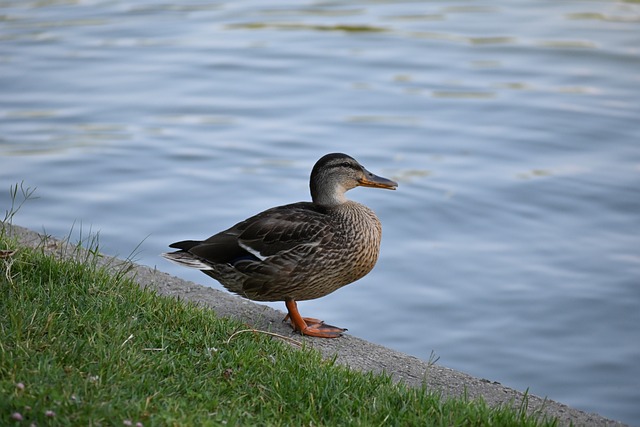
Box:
1, 0, 639, 424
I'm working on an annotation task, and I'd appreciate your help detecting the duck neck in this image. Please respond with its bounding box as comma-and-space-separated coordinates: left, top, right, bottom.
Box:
310, 180, 349, 208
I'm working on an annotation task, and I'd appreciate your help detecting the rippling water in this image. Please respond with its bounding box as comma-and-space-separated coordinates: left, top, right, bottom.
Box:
2, 1, 639, 424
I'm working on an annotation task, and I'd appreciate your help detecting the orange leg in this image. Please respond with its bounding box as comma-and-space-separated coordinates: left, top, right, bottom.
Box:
283, 299, 346, 338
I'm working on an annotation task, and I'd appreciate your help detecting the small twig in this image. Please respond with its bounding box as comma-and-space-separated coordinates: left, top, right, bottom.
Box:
120, 334, 134, 347
142, 347, 167, 352
1, 249, 17, 284
225, 328, 302, 347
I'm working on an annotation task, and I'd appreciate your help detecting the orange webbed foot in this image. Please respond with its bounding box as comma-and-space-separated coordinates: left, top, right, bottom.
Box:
283, 299, 346, 338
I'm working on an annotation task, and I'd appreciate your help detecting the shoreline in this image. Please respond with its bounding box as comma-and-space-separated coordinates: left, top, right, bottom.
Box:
6, 223, 626, 427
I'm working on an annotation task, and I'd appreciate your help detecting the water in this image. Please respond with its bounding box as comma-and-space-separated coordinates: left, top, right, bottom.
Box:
2, 0, 639, 424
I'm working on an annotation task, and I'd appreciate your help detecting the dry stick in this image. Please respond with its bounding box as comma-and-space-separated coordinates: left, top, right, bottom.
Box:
226, 329, 303, 347
1, 249, 17, 283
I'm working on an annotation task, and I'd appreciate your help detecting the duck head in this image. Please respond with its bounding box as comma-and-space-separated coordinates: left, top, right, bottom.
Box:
310, 153, 398, 207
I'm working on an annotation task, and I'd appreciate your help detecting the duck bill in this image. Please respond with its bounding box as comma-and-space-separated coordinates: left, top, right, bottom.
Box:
358, 168, 398, 190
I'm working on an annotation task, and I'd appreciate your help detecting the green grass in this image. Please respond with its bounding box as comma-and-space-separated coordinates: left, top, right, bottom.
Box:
0, 230, 557, 426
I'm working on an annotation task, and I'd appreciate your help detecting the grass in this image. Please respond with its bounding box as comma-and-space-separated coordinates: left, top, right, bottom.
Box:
0, 188, 558, 426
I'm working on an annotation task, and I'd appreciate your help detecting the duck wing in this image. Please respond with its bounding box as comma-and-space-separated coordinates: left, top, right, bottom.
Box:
171, 202, 333, 267
236, 203, 332, 259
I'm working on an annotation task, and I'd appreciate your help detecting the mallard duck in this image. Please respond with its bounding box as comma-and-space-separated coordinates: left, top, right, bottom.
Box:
162, 153, 397, 338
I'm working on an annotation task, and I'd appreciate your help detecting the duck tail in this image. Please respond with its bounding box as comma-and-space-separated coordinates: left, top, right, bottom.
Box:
161, 251, 214, 271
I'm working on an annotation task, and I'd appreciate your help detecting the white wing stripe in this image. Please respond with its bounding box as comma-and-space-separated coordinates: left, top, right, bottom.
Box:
238, 241, 268, 261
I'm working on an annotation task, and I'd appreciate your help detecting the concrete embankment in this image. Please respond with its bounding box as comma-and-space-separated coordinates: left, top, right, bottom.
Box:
6, 224, 626, 427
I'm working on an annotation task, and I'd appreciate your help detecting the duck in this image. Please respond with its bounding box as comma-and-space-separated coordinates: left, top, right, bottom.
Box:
162, 153, 398, 338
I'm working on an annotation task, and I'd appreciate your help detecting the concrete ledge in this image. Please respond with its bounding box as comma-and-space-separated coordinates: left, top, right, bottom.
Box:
5, 224, 626, 427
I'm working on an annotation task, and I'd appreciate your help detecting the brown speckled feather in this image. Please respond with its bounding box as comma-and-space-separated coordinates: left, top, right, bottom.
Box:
168, 201, 381, 301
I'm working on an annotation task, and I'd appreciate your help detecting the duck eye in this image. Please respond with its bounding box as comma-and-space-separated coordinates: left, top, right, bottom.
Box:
341, 161, 351, 168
